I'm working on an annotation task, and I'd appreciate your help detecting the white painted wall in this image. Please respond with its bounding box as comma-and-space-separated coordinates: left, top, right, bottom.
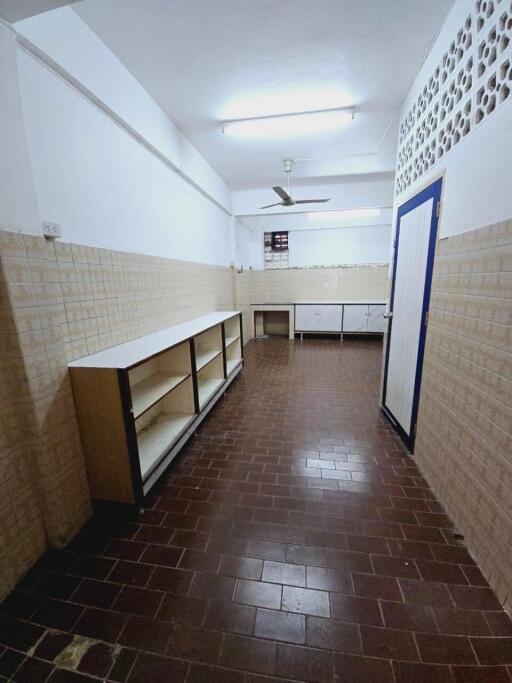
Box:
235, 219, 390, 270
235, 220, 264, 270
396, 0, 512, 237
237, 208, 393, 232
0, 22, 40, 230
234, 175, 393, 269
6, 7, 235, 266
16, 49, 232, 265
288, 225, 390, 267
15, 7, 232, 213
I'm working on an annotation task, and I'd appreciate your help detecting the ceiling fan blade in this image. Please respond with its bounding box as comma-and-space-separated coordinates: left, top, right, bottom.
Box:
260, 202, 283, 209
294, 198, 331, 204
273, 186, 292, 202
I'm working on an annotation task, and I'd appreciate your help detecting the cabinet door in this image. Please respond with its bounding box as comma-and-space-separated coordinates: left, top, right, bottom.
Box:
295, 305, 318, 331
367, 304, 385, 332
342, 305, 368, 332
316, 305, 343, 332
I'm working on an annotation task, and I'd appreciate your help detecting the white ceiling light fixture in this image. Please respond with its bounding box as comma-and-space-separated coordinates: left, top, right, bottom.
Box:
221, 107, 355, 138
308, 208, 382, 220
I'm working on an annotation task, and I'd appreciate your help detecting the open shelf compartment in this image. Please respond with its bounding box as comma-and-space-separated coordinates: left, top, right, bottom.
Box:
197, 353, 224, 408
224, 315, 241, 348
128, 341, 192, 419
194, 325, 223, 371
135, 376, 195, 480
226, 336, 242, 376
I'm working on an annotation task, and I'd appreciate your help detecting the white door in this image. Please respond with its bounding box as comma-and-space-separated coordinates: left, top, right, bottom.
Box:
382, 178, 442, 450
367, 305, 385, 333
295, 305, 318, 331
342, 305, 368, 332
316, 305, 343, 332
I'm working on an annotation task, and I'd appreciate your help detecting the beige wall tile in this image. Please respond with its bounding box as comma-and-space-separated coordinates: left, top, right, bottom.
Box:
0, 228, 237, 600
416, 217, 512, 614
234, 265, 390, 341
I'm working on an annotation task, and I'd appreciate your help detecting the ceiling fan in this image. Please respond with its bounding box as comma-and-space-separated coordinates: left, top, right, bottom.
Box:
260, 159, 330, 209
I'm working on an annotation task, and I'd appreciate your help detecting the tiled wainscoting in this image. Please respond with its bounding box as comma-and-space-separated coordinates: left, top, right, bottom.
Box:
0, 229, 235, 600
235, 265, 390, 342
415, 218, 512, 613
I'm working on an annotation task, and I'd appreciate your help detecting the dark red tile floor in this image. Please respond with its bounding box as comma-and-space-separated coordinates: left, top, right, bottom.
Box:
1, 338, 512, 682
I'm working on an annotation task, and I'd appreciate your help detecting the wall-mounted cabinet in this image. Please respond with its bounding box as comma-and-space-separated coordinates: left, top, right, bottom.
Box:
69, 312, 243, 505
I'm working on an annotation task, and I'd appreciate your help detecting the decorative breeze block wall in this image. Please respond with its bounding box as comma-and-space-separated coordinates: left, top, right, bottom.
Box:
396, 0, 512, 196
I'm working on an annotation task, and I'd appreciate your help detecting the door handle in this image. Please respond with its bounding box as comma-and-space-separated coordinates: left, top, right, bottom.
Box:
383, 311, 393, 319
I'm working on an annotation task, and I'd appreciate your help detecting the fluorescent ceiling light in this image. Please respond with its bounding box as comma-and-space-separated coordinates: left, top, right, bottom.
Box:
221, 108, 354, 137
308, 208, 382, 220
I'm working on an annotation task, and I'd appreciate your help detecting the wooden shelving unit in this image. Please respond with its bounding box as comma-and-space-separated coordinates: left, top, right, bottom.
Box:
69, 311, 243, 504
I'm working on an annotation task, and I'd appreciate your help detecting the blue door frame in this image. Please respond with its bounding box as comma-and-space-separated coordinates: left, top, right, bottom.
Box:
381, 177, 443, 452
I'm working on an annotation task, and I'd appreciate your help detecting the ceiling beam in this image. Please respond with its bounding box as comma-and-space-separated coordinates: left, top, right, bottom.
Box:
0, 0, 79, 23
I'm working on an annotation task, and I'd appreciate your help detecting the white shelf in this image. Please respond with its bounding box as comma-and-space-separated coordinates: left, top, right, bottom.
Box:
225, 335, 240, 348
131, 372, 189, 419
198, 376, 224, 407
138, 412, 194, 480
226, 358, 242, 376
69, 311, 241, 369
195, 348, 222, 371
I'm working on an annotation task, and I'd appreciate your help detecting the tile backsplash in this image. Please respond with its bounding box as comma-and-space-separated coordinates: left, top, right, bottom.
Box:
235, 265, 390, 342
0, 229, 235, 599
415, 218, 512, 613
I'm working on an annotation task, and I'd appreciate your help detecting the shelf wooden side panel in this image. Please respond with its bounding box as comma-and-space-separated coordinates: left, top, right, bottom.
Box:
70, 367, 136, 503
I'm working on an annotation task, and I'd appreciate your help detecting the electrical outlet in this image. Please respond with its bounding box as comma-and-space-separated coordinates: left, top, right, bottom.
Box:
42, 221, 62, 239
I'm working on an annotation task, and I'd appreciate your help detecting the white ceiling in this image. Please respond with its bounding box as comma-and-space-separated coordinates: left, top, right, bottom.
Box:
0, 0, 78, 22
72, 0, 452, 191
